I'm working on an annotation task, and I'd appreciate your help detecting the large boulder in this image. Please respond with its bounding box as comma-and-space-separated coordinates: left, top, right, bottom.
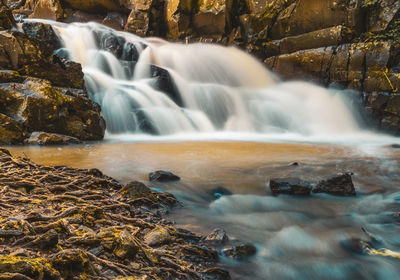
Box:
193, 0, 226, 35
269, 178, 312, 195
0, 29, 85, 89
312, 173, 356, 196
0, 78, 105, 141
21, 21, 61, 50
165, 0, 192, 39
269, 0, 363, 39
365, 93, 400, 135
266, 41, 400, 93
29, 0, 64, 21
124, 9, 149, 36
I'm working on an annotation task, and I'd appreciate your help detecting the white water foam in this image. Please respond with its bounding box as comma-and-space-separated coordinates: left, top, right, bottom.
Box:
24, 20, 400, 146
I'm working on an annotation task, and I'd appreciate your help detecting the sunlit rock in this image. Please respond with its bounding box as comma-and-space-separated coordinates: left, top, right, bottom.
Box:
0, 78, 105, 141
124, 9, 149, 36
269, 0, 362, 39
29, 0, 64, 21
193, 0, 226, 35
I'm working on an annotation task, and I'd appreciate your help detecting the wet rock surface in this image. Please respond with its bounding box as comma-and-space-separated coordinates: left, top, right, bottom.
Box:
221, 243, 257, 259
269, 173, 356, 197
7, 0, 400, 134
149, 170, 181, 182
313, 173, 356, 196
0, 149, 230, 279
269, 178, 312, 195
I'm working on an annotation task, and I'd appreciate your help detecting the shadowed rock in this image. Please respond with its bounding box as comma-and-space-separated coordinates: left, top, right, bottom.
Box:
149, 170, 180, 182
313, 173, 356, 196
269, 178, 312, 195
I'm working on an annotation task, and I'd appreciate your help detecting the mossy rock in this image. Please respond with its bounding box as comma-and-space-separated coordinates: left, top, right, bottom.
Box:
0, 256, 59, 280
0, 113, 25, 145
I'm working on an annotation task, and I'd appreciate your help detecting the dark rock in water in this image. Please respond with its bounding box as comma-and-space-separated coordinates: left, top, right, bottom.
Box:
149, 170, 180, 182
222, 243, 257, 259
392, 144, 400, 149
22, 21, 61, 51
96, 31, 126, 59
312, 173, 356, 196
290, 162, 300, 166
210, 186, 233, 198
269, 178, 312, 195
26, 132, 81, 145
150, 65, 183, 107
204, 228, 229, 244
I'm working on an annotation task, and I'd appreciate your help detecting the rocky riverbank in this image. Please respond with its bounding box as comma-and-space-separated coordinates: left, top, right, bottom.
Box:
0, 148, 233, 279
0, 4, 105, 145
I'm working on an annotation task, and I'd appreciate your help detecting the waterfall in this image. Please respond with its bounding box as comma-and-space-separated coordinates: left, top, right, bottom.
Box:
26, 20, 376, 141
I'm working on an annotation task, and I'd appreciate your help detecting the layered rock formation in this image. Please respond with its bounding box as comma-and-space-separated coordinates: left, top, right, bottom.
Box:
0, 5, 105, 144
4, 0, 400, 135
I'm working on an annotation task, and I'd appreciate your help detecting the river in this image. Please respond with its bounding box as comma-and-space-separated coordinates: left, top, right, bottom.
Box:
7, 140, 400, 279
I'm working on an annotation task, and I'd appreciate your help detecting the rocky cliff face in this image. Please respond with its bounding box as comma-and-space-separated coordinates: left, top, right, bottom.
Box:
0, 4, 105, 144
4, 0, 400, 135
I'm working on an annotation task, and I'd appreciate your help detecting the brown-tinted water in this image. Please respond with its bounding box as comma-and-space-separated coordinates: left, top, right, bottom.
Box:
7, 141, 400, 279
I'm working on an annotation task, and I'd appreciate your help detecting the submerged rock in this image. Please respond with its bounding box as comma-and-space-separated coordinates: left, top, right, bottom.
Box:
269, 178, 312, 195
312, 173, 356, 196
26, 132, 81, 145
222, 243, 257, 259
210, 186, 233, 199
149, 170, 181, 182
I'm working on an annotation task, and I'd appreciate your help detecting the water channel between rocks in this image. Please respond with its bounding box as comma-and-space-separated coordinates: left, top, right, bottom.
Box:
7, 141, 400, 279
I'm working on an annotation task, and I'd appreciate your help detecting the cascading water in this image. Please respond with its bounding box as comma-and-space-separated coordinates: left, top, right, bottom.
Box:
24, 19, 398, 144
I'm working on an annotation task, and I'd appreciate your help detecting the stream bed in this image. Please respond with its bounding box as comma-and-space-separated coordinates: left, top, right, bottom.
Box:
7, 140, 400, 279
